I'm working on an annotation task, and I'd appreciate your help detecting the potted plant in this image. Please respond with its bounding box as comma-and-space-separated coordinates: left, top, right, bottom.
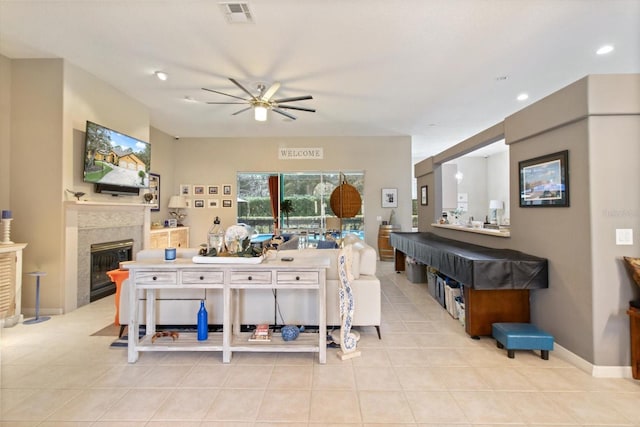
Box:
281, 199, 294, 228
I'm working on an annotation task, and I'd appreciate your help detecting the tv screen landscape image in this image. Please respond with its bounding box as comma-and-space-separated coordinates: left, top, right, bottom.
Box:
83, 121, 151, 189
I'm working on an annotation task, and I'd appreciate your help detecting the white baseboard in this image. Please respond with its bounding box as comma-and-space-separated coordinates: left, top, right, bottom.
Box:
553, 343, 634, 378
22, 308, 64, 317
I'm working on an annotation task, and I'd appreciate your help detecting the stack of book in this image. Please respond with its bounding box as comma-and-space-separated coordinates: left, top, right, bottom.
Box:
249, 324, 271, 341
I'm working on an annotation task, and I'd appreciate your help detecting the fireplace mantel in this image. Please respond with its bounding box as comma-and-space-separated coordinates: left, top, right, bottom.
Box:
64, 201, 151, 312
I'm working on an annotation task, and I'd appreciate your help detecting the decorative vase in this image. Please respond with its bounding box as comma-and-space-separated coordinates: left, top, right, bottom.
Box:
281, 325, 299, 341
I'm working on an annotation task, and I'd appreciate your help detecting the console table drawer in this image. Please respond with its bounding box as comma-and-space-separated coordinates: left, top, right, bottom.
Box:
182, 271, 224, 284
229, 271, 272, 284
276, 271, 319, 284
135, 271, 177, 284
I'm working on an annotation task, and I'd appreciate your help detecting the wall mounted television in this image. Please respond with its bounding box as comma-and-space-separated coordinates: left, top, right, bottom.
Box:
83, 121, 151, 195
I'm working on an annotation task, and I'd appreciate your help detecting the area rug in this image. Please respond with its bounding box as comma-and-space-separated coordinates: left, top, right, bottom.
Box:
91, 323, 121, 336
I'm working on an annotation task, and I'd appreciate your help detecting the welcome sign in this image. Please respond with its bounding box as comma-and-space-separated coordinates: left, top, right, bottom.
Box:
278, 147, 324, 160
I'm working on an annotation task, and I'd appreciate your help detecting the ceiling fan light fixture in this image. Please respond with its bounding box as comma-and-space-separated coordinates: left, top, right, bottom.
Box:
254, 105, 268, 121
154, 71, 168, 81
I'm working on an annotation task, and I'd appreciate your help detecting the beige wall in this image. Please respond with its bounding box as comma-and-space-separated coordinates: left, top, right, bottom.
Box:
4, 55, 412, 315
0, 55, 11, 209
10, 59, 65, 313
164, 135, 413, 249
8, 57, 150, 314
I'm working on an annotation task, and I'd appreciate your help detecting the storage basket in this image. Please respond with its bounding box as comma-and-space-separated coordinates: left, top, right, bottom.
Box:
405, 259, 427, 283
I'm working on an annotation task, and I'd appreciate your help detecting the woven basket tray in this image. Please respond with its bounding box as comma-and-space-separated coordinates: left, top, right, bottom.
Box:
330, 182, 362, 218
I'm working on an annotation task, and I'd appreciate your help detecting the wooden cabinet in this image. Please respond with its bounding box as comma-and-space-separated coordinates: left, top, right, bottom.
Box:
463, 286, 530, 338
0, 243, 27, 327
149, 227, 189, 248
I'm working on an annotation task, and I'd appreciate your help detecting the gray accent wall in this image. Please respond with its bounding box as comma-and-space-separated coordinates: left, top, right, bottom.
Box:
415, 74, 640, 369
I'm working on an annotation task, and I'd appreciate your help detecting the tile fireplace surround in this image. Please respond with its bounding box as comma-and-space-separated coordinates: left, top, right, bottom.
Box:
64, 201, 151, 312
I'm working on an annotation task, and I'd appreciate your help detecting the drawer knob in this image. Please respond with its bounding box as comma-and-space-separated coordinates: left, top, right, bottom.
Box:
296, 276, 300, 281
199, 276, 204, 280
248, 276, 252, 281
152, 276, 157, 281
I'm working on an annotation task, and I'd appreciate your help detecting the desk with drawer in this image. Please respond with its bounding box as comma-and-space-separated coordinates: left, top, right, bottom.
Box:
123, 256, 329, 363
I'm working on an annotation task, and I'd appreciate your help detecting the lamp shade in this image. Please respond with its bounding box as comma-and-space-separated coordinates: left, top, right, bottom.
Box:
168, 195, 188, 209
489, 200, 503, 210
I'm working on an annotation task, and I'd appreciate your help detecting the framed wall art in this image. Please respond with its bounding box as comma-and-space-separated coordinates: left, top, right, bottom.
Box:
222, 199, 232, 208
148, 173, 160, 211
208, 185, 219, 195
381, 188, 398, 208
193, 185, 205, 196
519, 150, 569, 207
420, 185, 428, 206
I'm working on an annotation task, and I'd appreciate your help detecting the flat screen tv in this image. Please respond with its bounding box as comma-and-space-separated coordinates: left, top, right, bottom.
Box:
83, 121, 151, 194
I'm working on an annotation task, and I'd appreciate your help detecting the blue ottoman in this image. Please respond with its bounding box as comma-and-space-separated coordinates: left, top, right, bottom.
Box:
492, 322, 554, 360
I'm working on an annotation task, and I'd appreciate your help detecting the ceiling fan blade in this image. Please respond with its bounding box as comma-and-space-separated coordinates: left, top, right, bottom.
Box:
206, 102, 247, 105
229, 78, 257, 101
202, 87, 248, 101
232, 107, 252, 116
273, 108, 297, 120
277, 105, 316, 113
261, 82, 281, 101
273, 95, 313, 103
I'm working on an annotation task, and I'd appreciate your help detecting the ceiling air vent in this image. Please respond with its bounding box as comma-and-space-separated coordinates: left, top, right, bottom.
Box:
219, 2, 254, 23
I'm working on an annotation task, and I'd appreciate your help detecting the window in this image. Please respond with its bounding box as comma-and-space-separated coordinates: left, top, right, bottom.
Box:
237, 171, 365, 237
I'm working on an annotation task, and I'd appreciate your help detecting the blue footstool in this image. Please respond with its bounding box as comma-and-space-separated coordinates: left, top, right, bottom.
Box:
492, 322, 554, 360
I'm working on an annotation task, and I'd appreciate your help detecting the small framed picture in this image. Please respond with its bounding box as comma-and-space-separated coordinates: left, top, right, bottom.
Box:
222, 199, 232, 208
208, 199, 219, 208
194, 199, 205, 208
420, 185, 428, 206
149, 173, 160, 211
381, 188, 398, 208
193, 185, 205, 196
179, 184, 190, 196
184, 199, 192, 208
208, 185, 219, 195
223, 185, 232, 195
519, 150, 569, 207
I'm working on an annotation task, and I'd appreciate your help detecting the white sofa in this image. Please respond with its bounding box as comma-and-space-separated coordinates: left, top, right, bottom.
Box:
118, 236, 381, 338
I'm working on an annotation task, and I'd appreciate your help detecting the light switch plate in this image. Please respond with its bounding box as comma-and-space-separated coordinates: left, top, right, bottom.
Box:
616, 229, 633, 245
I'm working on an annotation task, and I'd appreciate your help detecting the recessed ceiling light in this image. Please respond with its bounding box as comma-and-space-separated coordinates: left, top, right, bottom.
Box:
596, 44, 614, 55
517, 93, 529, 101
155, 71, 168, 81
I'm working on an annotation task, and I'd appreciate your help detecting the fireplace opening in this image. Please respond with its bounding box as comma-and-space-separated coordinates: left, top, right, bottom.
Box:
90, 239, 133, 302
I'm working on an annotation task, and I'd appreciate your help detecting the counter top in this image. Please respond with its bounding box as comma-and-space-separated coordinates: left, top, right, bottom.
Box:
432, 223, 511, 237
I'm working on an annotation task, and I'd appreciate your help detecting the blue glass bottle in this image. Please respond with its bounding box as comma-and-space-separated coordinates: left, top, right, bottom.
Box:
197, 300, 208, 341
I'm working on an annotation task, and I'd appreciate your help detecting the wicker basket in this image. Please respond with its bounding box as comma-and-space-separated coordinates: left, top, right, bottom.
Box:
330, 181, 362, 218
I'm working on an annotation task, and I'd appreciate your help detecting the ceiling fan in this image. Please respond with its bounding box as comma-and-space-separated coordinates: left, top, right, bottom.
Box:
202, 78, 315, 121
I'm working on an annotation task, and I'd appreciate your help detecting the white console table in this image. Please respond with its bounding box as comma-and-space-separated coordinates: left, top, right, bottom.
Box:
123, 255, 329, 364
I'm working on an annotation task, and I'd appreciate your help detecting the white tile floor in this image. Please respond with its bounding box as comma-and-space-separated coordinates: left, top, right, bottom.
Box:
1, 260, 639, 426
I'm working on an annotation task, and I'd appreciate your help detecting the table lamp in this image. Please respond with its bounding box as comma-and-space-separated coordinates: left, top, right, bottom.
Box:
168, 195, 188, 226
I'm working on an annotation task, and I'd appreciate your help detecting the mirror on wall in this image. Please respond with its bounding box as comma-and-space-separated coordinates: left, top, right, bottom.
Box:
441, 140, 509, 226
